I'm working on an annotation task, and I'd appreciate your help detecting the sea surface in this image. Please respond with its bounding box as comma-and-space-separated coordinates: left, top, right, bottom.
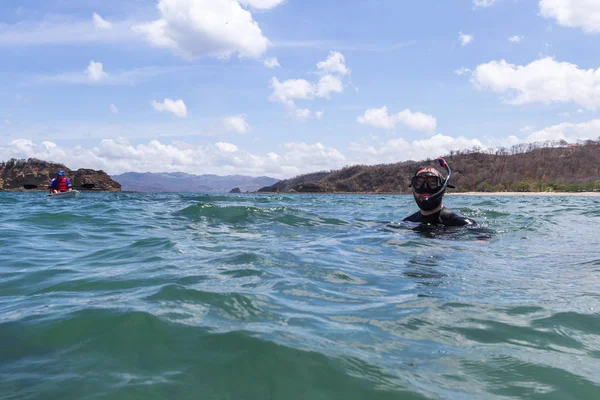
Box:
1, 192, 599, 400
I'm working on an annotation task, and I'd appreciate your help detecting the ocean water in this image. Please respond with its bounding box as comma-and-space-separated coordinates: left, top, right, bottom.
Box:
1, 192, 599, 400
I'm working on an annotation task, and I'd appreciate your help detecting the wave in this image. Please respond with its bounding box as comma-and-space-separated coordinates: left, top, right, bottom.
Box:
174, 202, 349, 226
0, 309, 420, 399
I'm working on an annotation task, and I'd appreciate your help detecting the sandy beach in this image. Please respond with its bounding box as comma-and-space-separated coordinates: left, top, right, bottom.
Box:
448, 191, 600, 197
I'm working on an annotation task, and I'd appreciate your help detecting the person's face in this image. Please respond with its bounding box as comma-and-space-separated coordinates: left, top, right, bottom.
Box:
411, 169, 442, 194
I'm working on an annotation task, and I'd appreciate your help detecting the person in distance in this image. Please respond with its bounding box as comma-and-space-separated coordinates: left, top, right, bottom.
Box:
48, 170, 73, 194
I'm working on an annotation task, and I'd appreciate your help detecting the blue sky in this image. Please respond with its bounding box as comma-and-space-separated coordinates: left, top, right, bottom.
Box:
1, 0, 600, 178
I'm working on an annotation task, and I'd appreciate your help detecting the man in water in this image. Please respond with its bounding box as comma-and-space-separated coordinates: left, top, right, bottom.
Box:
48, 170, 72, 194
403, 166, 476, 226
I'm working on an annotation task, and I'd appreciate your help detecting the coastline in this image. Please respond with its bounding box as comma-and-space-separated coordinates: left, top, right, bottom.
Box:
448, 191, 600, 197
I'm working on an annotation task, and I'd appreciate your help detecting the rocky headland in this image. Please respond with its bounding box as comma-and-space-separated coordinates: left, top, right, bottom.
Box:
0, 158, 121, 192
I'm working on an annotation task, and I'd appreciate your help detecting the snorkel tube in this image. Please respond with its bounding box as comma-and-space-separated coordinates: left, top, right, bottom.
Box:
420, 158, 451, 206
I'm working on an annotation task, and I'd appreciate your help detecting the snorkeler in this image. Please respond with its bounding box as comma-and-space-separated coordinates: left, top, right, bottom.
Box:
403, 158, 476, 226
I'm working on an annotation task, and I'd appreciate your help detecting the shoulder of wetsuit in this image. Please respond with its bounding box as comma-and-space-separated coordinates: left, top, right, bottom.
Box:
440, 208, 476, 226
403, 210, 422, 222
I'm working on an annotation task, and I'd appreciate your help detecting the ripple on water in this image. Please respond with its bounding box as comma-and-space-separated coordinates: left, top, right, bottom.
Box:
1, 193, 600, 399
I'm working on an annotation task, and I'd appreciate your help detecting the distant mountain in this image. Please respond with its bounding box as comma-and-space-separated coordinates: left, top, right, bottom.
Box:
112, 172, 279, 193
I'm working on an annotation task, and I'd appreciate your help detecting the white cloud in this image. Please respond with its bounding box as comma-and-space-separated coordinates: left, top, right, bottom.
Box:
269, 52, 350, 118
539, 0, 600, 33
4, 119, 12, 126
459, 32, 474, 46
269, 78, 332, 120
215, 141, 238, 152
263, 57, 280, 68
132, 0, 281, 60
526, 119, 600, 142
316, 74, 343, 98
473, 0, 498, 8
86, 60, 108, 82
223, 115, 250, 133
239, 0, 286, 9
315, 111, 323, 119
269, 78, 316, 106
508, 35, 523, 43
291, 108, 312, 120
357, 106, 437, 133
110, 104, 119, 114
0, 137, 347, 178
578, 108, 584, 113
92, 13, 112, 29
454, 67, 472, 76
471, 57, 600, 110
317, 51, 350, 75
349, 134, 485, 165
152, 98, 188, 118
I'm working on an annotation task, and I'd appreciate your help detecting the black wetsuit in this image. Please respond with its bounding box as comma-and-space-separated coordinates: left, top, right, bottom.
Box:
403, 207, 476, 226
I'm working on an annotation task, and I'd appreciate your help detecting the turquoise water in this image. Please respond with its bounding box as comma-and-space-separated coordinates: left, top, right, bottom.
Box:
1, 192, 599, 399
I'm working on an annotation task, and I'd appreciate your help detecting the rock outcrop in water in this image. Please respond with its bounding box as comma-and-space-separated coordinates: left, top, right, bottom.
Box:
0, 158, 121, 191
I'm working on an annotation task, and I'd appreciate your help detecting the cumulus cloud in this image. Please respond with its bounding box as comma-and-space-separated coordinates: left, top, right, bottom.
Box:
86, 60, 108, 82
215, 141, 238, 152
132, 0, 282, 59
152, 98, 188, 118
269, 78, 316, 106
270, 52, 350, 117
357, 106, 438, 133
110, 104, 119, 114
508, 35, 523, 42
473, 0, 498, 8
317, 51, 351, 75
291, 108, 313, 120
539, 0, 600, 33
0, 137, 347, 178
459, 32, 474, 46
263, 57, 280, 68
316, 74, 343, 98
526, 119, 600, 143
315, 111, 323, 119
223, 115, 250, 133
470, 57, 600, 110
349, 134, 485, 165
92, 13, 112, 29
